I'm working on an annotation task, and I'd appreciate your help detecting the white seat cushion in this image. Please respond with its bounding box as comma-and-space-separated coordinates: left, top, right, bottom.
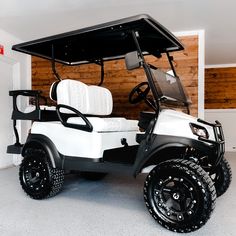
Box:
67, 117, 139, 132
57, 80, 89, 114
56, 80, 113, 116
87, 85, 113, 115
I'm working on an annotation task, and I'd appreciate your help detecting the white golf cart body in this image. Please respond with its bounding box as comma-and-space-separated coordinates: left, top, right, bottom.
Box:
7, 14, 229, 233
29, 74, 217, 162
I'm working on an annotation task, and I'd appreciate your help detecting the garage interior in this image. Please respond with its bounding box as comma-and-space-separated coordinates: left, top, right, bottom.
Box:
0, 1, 236, 235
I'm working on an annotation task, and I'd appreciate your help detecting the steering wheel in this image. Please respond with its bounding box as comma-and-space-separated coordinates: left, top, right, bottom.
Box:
129, 82, 150, 104
129, 82, 157, 111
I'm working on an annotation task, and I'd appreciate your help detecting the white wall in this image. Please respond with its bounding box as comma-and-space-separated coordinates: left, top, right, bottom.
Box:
0, 28, 31, 168
0, 28, 31, 91
205, 109, 236, 152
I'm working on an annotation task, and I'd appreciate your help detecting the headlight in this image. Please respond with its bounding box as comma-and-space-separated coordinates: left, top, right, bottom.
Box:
190, 123, 209, 139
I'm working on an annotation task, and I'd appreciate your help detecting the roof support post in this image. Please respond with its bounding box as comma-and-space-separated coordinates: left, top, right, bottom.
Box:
98, 59, 104, 86
166, 52, 177, 77
51, 44, 61, 81
131, 30, 159, 113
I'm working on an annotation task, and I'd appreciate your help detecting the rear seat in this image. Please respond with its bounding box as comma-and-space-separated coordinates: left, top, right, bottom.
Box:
56, 79, 139, 132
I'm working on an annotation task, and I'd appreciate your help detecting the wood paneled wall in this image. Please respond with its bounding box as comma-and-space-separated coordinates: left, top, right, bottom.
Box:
205, 67, 236, 109
32, 35, 198, 119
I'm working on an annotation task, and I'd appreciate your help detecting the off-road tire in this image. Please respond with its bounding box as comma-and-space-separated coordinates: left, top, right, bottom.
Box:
212, 157, 232, 197
19, 148, 64, 199
80, 171, 107, 181
143, 159, 216, 233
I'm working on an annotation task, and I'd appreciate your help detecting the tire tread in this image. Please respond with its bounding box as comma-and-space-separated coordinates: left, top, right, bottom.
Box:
143, 159, 216, 233
19, 148, 64, 200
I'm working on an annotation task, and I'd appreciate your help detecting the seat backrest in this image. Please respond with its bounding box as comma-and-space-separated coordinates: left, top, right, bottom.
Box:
87, 85, 113, 115
56, 79, 113, 116
49, 81, 60, 102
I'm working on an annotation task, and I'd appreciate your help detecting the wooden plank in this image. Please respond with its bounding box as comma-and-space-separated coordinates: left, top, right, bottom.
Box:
205, 67, 236, 109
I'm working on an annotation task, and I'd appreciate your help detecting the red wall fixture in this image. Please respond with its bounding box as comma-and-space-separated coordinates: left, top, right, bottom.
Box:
0, 45, 4, 55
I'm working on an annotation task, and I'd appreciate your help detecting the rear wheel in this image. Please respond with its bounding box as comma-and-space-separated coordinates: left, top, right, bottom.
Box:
19, 148, 64, 199
144, 159, 216, 233
211, 157, 232, 197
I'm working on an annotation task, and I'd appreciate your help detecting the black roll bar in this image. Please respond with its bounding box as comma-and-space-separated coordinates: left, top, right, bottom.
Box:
131, 30, 160, 114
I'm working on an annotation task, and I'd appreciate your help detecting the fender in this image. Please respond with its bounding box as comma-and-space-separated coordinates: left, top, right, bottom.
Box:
22, 134, 63, 169
133, 134, 216, 176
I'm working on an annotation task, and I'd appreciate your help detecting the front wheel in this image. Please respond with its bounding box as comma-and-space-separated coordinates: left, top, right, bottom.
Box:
19, 148, 64, 199
144, 159, 216, 233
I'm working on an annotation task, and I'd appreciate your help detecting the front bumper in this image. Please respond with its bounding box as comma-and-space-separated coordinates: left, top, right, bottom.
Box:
197, 119, 225, 166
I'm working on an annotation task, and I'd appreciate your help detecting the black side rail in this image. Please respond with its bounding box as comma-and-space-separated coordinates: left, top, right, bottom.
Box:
7, 90, 44, 154
9, 90, 43, 120
56, 104, 93, 132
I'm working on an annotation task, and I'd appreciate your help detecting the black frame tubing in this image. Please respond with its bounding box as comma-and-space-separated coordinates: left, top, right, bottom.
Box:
131, 30, 160, 114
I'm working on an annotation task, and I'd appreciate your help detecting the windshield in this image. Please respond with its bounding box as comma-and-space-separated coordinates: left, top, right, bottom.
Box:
150, 68, 191, 105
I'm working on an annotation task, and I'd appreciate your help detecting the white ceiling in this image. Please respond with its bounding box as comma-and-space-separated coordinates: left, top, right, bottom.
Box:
1, 0, 236, 65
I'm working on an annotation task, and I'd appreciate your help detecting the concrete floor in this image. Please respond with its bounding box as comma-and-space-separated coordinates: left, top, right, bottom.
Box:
0, 153, 235, 236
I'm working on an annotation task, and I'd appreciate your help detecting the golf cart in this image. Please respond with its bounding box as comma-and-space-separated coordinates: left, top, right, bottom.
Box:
7, 15, 231, 233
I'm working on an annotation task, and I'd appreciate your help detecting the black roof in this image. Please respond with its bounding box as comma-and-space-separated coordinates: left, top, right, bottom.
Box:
12, 14, 184, 65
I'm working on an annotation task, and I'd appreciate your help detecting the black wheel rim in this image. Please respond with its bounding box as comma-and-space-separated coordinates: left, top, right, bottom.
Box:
151, 173, 201, 224
22, 158, 50, 195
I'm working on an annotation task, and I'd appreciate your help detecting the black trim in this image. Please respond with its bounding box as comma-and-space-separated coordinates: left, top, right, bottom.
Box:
133, 134, 224, 176
56, 104, 93, 132
22, 134, 63, 168
103, 145, 139, 165
61, 154, 133, 175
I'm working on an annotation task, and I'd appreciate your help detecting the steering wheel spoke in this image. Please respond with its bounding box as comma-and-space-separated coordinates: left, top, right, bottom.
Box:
129, 82, 157, 111
129, 82, 150, 104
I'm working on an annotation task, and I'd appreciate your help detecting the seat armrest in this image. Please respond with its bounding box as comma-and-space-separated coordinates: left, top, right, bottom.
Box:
56, 104, 93, 132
